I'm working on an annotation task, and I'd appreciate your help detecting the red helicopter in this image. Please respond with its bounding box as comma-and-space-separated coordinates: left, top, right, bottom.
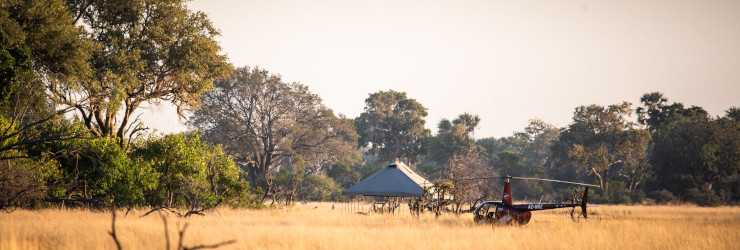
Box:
471, 176, 598, 225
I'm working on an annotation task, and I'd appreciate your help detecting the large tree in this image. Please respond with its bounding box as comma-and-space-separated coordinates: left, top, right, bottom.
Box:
188, 66, 358, 192
650, 107, 740, 205
55, 0, 230, 145
551, 102, 651, 198
727, 107, 740, 122
515, 119, 560, 173
636, 91, 708, 133
355, 90, 430, 163
0, 0, 91, 211
427, 113, 481, 167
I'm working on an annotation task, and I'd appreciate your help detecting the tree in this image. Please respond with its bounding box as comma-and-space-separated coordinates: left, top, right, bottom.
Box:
651, 109, 740, 205
452, 112, 480, 139
188, 66, 358, 194
297, 174, 341, 201
635, 92, 669, 133
727, 107, 740, 122
0, 0, 91, 158
551, 102, 651, 199
270, 168, 302, 205
427, 113, 481, 166
0, 0, 91, 210
447, 150, 494, 213
636, 91, 708, 133
355, 90, 430, 163
474, 119, 558, 200
2, 0, 90, 85
328, 161, 362, 188
0, 23, 32, 102
515, 119, 559, 175
55, 0, 230, 145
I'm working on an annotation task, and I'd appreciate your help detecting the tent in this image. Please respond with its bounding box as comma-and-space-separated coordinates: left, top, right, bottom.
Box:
342, 161, 433, 197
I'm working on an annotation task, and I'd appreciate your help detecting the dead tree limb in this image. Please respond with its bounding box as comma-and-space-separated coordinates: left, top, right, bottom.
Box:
184, 240, 237, 250
175, 221, 236, 250
177, 222, 189, 250
142, 207, 182, 218
183, 210, 205, 218
162, 214, 171, 250
109, 209, 122, 250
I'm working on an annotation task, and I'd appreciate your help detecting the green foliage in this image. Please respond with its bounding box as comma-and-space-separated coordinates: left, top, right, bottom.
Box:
328, 162, 354, 188
273, 167, 342, 203
271, 168, 302, 205
1, 0, 90, 83
55, 0, 231, 143
355, 90, 430, 163
727, 107, 740, 122
631, 189, 646, 204
636, 92, 709, 133
0, 1, 92, 210
685, 188, 722, 206
650, 189, 676, 204
427, 113, 480, 166
650, 109, 740, 206
298, 174, 341, 201
605, 181, 632, 204
475, 119, 558, 202
189, 66, 359, 191
0, 115, 61, 210
0, 25, 32, 102
50, 135, 153, 207
133, 133, 249, 209
0, 158, 60, 211
551, 102, 651, 200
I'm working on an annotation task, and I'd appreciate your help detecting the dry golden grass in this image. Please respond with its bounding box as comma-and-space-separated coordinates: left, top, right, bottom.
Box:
1, 203, 739, 250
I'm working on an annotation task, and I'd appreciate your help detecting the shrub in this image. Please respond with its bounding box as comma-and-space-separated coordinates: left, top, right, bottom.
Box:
651, 189, 677, 204
133, 133, 251, 209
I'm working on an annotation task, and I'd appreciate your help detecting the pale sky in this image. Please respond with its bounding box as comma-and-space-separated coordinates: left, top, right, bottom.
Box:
141, 0, 740, 138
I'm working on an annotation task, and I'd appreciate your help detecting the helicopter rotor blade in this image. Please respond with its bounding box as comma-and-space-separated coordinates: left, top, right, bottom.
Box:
448, 176, 600, 188
509, 177, 600, 187
448, 177, 505, 181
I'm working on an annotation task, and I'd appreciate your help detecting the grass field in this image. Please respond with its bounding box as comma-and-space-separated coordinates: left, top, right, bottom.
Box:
1, 203, 739, 249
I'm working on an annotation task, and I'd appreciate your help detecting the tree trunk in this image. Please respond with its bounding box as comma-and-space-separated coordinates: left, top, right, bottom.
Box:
591, 168, 607, 198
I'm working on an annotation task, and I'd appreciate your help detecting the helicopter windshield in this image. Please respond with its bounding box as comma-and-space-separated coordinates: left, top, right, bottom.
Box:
475, 202, 495, 216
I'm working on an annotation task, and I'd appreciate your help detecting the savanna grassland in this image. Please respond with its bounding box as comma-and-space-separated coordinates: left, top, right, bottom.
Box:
1, 203, 739, 250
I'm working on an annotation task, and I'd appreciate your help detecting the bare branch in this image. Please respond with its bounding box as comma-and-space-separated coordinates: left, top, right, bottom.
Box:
109, 209, 122, 250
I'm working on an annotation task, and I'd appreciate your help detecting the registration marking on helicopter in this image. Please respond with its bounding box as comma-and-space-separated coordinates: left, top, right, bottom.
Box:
527, 204, 543, 210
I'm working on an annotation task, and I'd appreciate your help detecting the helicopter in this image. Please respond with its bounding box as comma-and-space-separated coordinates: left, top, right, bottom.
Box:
470, 176, 599, 225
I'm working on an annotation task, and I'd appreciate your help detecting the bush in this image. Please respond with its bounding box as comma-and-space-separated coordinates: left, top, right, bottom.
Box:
651, 189, 677, 204
299, 174, 341, 201
0, 159, 59, 211
631, 189, 646, 204
133, 133, 252, 209
614, 194, 632, 204
45, 132, 154, 207
685, 188, 722, 207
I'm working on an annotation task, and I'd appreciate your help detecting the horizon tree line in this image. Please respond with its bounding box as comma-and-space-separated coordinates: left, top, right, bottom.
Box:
1, 0, 738, 211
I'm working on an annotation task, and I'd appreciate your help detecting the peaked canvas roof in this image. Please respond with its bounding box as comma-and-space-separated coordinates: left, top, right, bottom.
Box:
342, 161, 433, 197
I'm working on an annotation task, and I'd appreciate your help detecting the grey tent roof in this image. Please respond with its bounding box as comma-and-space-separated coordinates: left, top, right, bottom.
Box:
342, 161, 433, 197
